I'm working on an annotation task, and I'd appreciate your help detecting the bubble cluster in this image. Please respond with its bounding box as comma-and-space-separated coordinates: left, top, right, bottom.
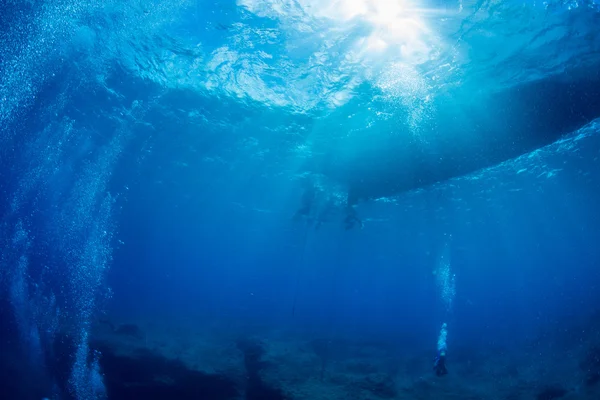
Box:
435, 249, 456, 312
0, 1, 181, 398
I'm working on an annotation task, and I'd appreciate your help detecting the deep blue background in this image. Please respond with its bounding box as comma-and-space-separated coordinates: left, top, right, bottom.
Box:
105, 79, 600, 352
2, 2, 600, 398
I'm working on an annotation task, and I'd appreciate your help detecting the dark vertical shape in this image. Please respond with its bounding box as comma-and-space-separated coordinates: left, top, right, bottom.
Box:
0, 294, 55, 400
237, 339, 287, 400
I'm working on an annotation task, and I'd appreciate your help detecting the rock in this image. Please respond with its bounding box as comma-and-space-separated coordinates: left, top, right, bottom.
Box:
536, 386, 568, 400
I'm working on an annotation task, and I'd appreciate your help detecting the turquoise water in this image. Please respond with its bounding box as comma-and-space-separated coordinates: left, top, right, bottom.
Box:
1, 1, 600, 399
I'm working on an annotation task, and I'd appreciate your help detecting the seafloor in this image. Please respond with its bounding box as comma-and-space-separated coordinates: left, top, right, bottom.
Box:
71, 311, 600, 400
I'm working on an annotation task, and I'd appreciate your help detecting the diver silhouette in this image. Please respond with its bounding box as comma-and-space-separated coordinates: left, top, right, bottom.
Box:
433, 323, 448, 377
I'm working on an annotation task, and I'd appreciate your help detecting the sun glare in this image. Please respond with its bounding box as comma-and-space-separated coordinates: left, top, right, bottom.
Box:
239, 0, 444, 63
236, 0, 450, 110
309, 0, 437, 63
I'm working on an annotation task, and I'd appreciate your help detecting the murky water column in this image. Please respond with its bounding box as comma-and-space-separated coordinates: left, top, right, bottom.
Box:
54, 132, 126, 400
1, 113, 126, 400
1, 1, 81, 396
0, 3, 125, 398
7, 224, 46, 373
2, 0, 183, 396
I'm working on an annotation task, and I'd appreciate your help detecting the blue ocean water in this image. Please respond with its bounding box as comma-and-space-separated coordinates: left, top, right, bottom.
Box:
2, 0, 600, 399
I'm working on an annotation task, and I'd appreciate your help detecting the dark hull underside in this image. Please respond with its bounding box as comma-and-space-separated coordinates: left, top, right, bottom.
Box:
345, 74, 600, 205
297, 70, 600, 227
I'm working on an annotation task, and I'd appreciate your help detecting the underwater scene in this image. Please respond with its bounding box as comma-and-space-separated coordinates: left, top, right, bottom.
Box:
2, 0, 600, 399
